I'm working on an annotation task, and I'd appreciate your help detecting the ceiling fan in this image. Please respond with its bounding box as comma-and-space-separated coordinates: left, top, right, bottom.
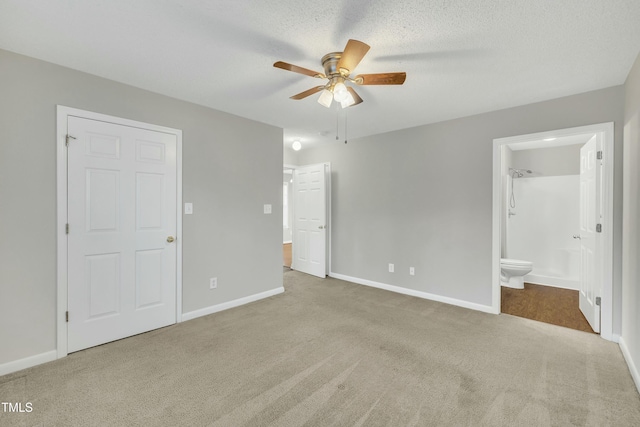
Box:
274, 39, 406, 108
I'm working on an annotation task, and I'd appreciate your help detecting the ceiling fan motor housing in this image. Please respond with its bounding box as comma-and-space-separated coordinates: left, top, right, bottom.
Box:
322, 52, 347, 89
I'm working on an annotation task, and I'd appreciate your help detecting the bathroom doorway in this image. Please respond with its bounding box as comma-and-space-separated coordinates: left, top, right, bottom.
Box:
492, 123, 615, 340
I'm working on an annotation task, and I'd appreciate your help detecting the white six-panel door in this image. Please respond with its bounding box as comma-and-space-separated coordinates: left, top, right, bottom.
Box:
67, 116, 178, 352
579, 135, 600, 333
293, 164, 327, 278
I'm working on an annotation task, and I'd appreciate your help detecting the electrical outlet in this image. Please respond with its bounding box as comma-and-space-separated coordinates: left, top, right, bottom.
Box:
389, 263, 394, 273
409, 267, 415, 276
209, 277, 217, 289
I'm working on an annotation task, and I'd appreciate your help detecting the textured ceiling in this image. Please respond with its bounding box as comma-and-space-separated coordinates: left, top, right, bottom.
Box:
1, 0, 639, 148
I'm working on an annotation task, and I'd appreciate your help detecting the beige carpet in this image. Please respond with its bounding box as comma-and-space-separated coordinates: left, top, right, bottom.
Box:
1, 271, 639, 426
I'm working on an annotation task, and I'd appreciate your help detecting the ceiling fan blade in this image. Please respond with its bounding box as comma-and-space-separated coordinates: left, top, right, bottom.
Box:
346, 87, 363, 106
354, 72, 406, 85
290, 86, 326, 100
274, 61, 326, 79
336, 39, 370, 75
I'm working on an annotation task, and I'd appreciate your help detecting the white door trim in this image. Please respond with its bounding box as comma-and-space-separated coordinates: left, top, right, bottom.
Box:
56, 106, 183, 358
492, 122, 614, 341
326, 163, 332, 277
284, 164, 297, 269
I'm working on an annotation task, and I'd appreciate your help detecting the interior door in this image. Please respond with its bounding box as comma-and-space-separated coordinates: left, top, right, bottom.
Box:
293, 164, 327, 278
579, 135, 600, 333
67, 116, 177, 352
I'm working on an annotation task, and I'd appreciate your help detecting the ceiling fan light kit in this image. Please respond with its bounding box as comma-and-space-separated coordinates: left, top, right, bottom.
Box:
317, 89, 333, 108
332, 82, 349, 102
340, 92, 356, 108
274, 39, 406, 109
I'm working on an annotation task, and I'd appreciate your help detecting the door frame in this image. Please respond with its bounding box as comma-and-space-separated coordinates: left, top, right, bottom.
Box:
56, 106, 183, 358
284, 164, 296, 268
283, 165, 295, 245
491, 122, 615, 341
289, 162, 332, 276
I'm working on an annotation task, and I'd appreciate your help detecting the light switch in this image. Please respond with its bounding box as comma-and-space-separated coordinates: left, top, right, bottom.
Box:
264, 204, 272, 214
184, 203, 193, 215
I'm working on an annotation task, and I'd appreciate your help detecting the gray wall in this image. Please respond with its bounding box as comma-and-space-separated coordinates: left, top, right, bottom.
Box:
512, 145, 581, 176
622, 52, 640, 387
501, 146, 513, 257
0, 49, 283, 365
298, 86, 624, 324
283, 145, 298, 166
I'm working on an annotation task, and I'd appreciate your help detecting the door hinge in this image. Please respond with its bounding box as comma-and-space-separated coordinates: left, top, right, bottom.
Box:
65, 223, 69, 234
595, 297, 601, 306
596, 223, 602, 233
597, 151, 603, 160
65, 311, 69, 322
65, 134, 76, 147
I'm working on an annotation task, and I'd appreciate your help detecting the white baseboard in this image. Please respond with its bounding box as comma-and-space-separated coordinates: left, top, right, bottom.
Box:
329, 272, 496, 314
283, 241, 292, 244
181, 287, 285, 322
524, 274, 579, 291
619, 337, 640, 394
0, 350, 57, 377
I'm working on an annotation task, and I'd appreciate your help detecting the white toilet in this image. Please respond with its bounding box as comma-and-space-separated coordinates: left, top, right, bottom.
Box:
500, 258, 533, 289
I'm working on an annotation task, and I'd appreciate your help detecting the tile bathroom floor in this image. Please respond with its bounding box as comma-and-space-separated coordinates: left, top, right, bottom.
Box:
501, 283, 595, 333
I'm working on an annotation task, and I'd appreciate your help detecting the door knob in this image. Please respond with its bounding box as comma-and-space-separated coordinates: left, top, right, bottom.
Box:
167, 236, 175, 243
573, 235, 581, 239
318, 225, 325, 229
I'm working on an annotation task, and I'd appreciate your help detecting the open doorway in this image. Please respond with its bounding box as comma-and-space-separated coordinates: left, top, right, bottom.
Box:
282, 163, 332, 277
283, 167, 294, 269
492, 123, 615, 340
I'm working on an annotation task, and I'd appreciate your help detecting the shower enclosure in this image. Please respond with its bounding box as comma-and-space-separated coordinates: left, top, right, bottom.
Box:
506, 171, 581, 290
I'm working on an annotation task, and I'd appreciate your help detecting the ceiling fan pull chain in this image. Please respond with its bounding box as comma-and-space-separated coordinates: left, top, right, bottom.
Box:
344, 109, 348, 144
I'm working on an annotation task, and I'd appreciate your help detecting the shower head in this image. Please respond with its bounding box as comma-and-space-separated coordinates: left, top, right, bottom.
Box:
509, 168, 532, 177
